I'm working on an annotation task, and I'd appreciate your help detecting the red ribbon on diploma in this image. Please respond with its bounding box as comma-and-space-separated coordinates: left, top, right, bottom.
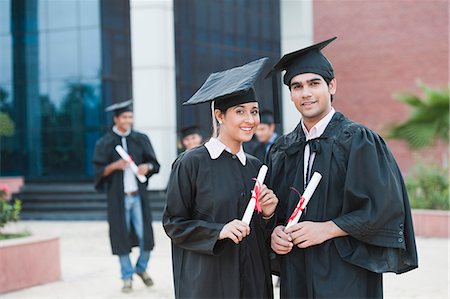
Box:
288, 187, 305, 222
251, 178, 262, 213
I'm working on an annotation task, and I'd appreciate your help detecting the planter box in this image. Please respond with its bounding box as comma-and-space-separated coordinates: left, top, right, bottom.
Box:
0, 176, 24, 194
0, 235, 61, 293
412, 209, 450, 238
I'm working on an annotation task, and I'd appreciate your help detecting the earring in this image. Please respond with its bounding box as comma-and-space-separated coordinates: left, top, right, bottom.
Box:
219, 120, 223, 124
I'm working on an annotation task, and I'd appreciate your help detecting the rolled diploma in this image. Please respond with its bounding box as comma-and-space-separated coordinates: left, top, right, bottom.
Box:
115, 145, 147, 183
285, 172, 322, 230
242, 165, 268, 225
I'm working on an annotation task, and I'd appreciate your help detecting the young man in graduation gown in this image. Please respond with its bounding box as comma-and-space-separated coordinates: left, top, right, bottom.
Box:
245, 110, 278, 163
179, 125, 203, 151
266, 37, 418, 298
163, 58, 278, 298
92, 100, 160, 293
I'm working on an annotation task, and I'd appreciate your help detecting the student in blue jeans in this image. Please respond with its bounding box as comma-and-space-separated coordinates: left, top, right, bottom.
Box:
93, 100, 160, 293
120, 194, 150, 280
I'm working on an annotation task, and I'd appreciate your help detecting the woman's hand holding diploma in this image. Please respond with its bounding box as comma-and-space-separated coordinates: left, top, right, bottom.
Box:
219, 219, 250, 244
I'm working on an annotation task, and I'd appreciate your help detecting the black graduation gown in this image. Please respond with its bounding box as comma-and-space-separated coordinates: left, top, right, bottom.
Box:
244, 139, 267, 163
266, 112, 418, 298
163, 146, 274, 299
92, 130, 160, 255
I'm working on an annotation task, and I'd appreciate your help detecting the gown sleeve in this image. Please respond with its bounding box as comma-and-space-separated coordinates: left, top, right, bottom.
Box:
332, 127, 418, 273
163, 154, 226, 256
140, 133, 160, 178
265, 136, 295, 226
92, 138, 111, 191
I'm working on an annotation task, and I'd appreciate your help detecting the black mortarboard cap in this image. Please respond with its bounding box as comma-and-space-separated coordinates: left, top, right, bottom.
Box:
105, 99, 133, 116
259, 110, 275, 125
183, 58, 268, 112
179, 125, 201, 139
267, 37, 337, 86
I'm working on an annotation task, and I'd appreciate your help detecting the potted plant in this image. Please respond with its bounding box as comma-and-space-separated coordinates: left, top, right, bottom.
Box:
0, 184, 61, 293
0, 184, 25, 240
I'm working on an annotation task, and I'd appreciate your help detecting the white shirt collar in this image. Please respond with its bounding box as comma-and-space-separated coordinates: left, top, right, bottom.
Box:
301, 107, 335, 140
204, 137, 247, 166
112, 125, 131, 137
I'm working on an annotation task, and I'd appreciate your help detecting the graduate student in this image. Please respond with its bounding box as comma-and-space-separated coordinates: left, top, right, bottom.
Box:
245, 110, 278, 163
266, 37, 418, 298
163, 58, 278, 298
92, 100, 160, 293
179, 125, 203, 151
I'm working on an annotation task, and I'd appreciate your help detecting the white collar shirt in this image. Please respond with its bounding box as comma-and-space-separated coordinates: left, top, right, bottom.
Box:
301, 107, 335, 188
204, 137, 247, 166
112, 126, 138, 193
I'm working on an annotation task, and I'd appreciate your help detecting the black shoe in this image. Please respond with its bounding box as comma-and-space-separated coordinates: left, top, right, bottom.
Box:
136, 271, 154, 287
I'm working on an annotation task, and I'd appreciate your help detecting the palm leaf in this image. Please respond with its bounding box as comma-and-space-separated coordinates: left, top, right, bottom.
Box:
388, 83, 449, 149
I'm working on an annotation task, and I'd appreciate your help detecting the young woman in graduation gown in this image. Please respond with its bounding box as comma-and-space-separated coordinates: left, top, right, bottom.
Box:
163, 58, 278, 299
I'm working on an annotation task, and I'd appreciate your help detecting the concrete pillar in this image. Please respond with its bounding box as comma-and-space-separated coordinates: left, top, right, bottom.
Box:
130, 0, 176, 190
280, 0, 313, 133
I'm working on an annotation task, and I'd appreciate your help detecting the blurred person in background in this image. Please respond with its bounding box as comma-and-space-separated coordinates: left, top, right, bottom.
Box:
92, 100, 160, 293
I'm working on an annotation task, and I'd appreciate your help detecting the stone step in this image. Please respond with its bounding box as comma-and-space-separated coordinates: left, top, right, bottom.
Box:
19, 211, 163, 221
14, 182, 166, 221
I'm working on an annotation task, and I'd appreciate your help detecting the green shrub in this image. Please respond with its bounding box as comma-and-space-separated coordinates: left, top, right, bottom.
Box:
0, 185, 22, 231
406, 159, 449, 210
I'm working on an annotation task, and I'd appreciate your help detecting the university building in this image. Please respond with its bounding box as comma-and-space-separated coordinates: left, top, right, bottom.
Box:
0, 0, 447, 219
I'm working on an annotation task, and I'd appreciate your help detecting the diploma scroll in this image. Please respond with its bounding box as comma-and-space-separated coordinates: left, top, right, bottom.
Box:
285, 172, 322, 230
115, 145, 147, 183
242, 165, 268, 225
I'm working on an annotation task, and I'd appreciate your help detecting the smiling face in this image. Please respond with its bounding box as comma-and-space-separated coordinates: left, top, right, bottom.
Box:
113, 111, 133, 132
215, 102, 260, 148
182, 133, 203, 150
289, 73, 336, 129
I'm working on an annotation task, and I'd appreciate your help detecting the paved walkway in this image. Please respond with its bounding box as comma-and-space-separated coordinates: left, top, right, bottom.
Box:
1, 221, 449, 298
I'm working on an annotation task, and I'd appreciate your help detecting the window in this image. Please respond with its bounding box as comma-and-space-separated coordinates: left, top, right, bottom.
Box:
174, 0, 281, 138
1, 0, 131, 179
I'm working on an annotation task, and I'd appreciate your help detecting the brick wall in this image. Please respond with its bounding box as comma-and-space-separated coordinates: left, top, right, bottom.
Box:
313, 0, 448, 174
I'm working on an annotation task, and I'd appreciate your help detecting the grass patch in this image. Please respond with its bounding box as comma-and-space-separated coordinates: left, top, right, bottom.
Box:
0, 230, 32, 240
